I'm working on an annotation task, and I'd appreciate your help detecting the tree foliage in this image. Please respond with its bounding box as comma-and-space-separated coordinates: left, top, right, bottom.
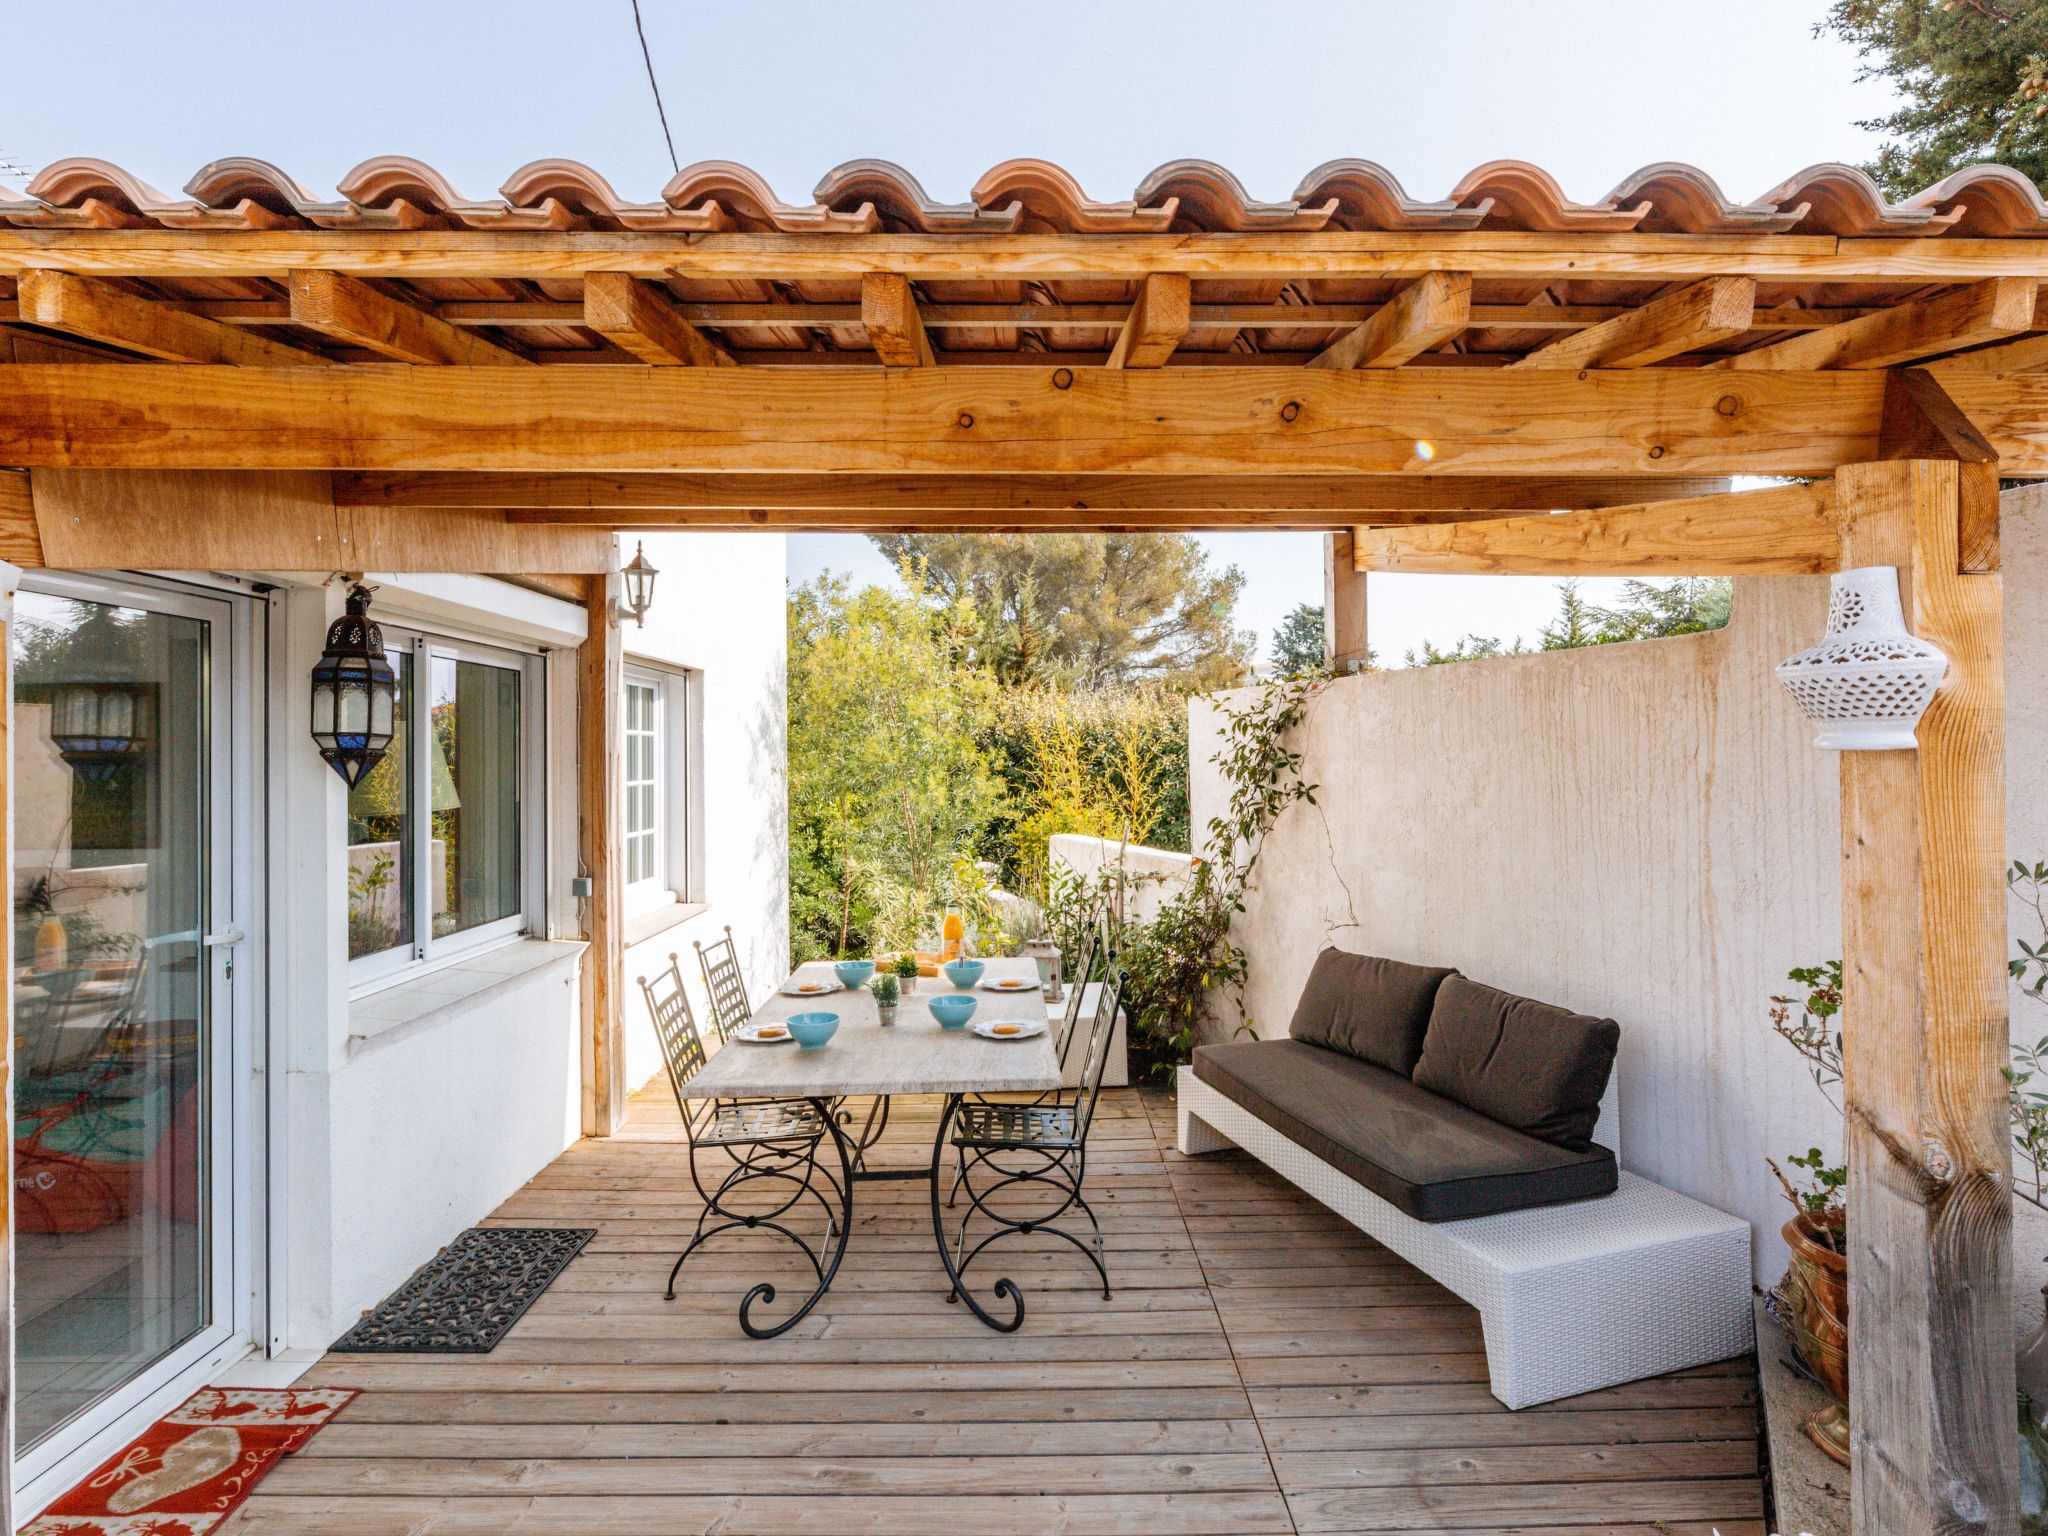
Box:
786, 572, 1004, 959
868, 533, 1253, 690
1822, 0, 2048, 194
1269, 602, 1330, 678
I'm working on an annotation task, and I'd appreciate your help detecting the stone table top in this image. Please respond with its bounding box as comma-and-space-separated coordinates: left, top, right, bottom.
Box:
681, 956, 1061, 1100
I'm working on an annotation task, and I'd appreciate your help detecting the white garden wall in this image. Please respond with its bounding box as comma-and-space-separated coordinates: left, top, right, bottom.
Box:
1193, 485, 2048, 1291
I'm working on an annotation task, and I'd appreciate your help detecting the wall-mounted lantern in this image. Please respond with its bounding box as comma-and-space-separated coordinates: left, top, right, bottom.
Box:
49, 680, 155, 782
310, 583, 398, 788
1775, 565, 1949, 750
621, 541, 659, 627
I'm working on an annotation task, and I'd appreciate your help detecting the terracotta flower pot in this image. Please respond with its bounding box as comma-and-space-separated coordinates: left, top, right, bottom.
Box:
1780, 1213, 1850, 1466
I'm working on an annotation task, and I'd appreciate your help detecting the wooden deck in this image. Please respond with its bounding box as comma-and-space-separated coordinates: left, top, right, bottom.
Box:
233, 1084, 1765, 1535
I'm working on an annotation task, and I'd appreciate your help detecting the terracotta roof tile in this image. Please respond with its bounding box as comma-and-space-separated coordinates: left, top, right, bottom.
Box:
2, 156, 2041, 237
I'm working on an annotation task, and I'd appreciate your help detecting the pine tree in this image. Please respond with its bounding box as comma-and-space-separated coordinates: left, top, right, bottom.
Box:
1823, 0, 2048, 194
1539, 580, 1604, 651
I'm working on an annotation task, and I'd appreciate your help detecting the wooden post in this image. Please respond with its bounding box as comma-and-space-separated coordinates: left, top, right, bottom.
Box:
577, 571, 625, 1137
1323, 531, 1369, 672
1836, 456, 2016, 1534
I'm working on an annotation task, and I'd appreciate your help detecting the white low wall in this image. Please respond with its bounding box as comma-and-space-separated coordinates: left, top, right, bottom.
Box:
1048, 833, 1195, 926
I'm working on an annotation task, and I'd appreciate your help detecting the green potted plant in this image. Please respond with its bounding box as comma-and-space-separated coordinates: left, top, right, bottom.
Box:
870, 972, 900, 1026
891, 952, 920, 996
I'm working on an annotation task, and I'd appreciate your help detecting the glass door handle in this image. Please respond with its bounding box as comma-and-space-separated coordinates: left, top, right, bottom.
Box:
205, 928, 245, 979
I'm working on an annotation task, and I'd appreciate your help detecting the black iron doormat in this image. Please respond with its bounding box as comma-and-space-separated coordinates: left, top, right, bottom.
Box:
330, 1227, 595, 1353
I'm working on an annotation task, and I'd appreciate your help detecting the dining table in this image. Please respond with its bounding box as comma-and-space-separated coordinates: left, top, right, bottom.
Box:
679, 955, 1062, 1336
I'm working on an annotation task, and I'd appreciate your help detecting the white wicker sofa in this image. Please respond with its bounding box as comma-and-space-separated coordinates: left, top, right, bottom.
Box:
1175, 951, 1752, 1409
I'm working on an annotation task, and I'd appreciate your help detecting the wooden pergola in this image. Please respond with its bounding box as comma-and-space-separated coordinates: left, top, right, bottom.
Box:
3, 152, 2046, 1533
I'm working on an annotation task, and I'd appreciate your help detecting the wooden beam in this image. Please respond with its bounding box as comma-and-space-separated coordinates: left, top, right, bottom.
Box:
12, 229, 2048, 284
1352, 481, 1838, 575
335, 470, 1730, 514
1307, 272, 1471, 369
1879, 370, 2000, 573
1835, 457, 2016, 1534
0, 364, 1943, 476
24, 468, 613, 572
286, 269, 529, 365
0, 472, 44, 567
1324, 532, 1369, 670
1105, 274, 1191, 368
1926, 329, 2048, 376
119, 296, 1892, 333
582, 272, 733, 367
499, 504, 1558, 533
15, 270, 331, 366
861, 272, 933, 367
1510, 277, 1754, 370
1722, 277, 2036, 372
578, 571, 626, 1137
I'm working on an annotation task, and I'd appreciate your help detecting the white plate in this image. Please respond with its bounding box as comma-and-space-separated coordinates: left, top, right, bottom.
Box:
780, 978, 840, 997
973, 1017, 1047, 1041
978, 976, 1038, 994
733, 1022, 796, 1044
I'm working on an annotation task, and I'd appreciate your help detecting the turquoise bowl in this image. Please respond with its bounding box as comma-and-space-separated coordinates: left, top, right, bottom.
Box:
943, 958, 986, 990
786, 1011, 840, 1050
928, 994, 978, 1030
834, 959, 876, 988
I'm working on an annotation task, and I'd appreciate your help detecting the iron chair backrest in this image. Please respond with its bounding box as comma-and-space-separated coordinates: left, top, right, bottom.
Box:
694, 926, 752, 1041
1051, 928, 1105, 1074
1072, 967, 1127, 1147
639, 952, 708, 1119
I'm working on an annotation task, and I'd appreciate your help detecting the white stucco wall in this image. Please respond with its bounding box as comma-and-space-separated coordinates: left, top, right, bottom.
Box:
1194, 487, 2048, 1295
618, 531, 790, 1096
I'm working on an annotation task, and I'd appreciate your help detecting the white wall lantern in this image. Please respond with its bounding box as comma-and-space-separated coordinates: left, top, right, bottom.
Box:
1775, 565, 1948, 750
621, 541, 659, 627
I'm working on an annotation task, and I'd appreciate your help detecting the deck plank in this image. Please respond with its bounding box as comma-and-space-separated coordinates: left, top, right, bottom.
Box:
227, 1084, 1761, 1535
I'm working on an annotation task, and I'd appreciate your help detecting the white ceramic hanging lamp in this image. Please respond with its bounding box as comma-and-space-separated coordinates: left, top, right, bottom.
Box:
1775, 565, 1948, 750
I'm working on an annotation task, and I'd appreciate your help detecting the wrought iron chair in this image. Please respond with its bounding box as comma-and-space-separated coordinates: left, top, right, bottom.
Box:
934, 967, 1127, 1331
945, 926, 1106, 1208
638, 953, 850, 1339
693, 926, 753, 1042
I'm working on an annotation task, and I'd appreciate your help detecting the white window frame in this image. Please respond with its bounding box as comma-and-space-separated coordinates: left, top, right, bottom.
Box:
621, 662, 696, 913
349, 624, 547, 987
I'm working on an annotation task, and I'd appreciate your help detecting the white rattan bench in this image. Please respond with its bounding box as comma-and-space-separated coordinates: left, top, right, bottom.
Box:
1176, 1063, 1753, 1408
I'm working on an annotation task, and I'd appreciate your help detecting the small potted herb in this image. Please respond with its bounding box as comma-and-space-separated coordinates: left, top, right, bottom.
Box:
869, 972, 900, 1026
891, 952, 921, 995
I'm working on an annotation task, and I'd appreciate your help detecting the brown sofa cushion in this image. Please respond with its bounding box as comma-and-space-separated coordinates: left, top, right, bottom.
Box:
1412, 975, 1619, 1150
1192, 1039, 1617, 1222
1286, 948, 1456, 1075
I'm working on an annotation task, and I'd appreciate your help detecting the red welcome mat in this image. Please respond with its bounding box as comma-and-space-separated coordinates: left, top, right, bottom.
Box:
24, 1386, 359, 1536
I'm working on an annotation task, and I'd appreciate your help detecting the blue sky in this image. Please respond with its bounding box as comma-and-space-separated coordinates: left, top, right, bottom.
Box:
5, 0, 1898, 662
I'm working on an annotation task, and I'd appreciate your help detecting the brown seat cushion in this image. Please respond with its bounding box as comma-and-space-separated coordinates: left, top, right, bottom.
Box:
1412, 975, 1619, 1150
1286, 948, 1457, 1075
1192, 1039, 1618, 1223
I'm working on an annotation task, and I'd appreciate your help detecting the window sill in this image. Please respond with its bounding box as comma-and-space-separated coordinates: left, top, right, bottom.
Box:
623, 899, 710, 949
346, 937, 587, 1058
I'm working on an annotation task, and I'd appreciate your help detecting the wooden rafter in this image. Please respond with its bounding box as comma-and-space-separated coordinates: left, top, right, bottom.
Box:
1720, 277, 2037, 371
1351, 481, 1838, 575
15, 270, 333, 366
11, 230, 2048, 283
1307, 272, 1470, 369
861, 272, 933, 367
1510, 277, 1755, 370
286, 269, 529, 365
332, 470, 1728, 513
0, 363, 1967, 475
1105, 275, 1191, 368
582, 272, 733, 366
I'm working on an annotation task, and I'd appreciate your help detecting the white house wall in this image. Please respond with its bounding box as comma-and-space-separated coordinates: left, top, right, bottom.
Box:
1193, 487, 2048, 1294
270, 531, 788, 1353
618, 530, 791, 1096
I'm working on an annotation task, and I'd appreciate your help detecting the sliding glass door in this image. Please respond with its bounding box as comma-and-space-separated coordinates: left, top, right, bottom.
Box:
10, 574, 249, 1490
